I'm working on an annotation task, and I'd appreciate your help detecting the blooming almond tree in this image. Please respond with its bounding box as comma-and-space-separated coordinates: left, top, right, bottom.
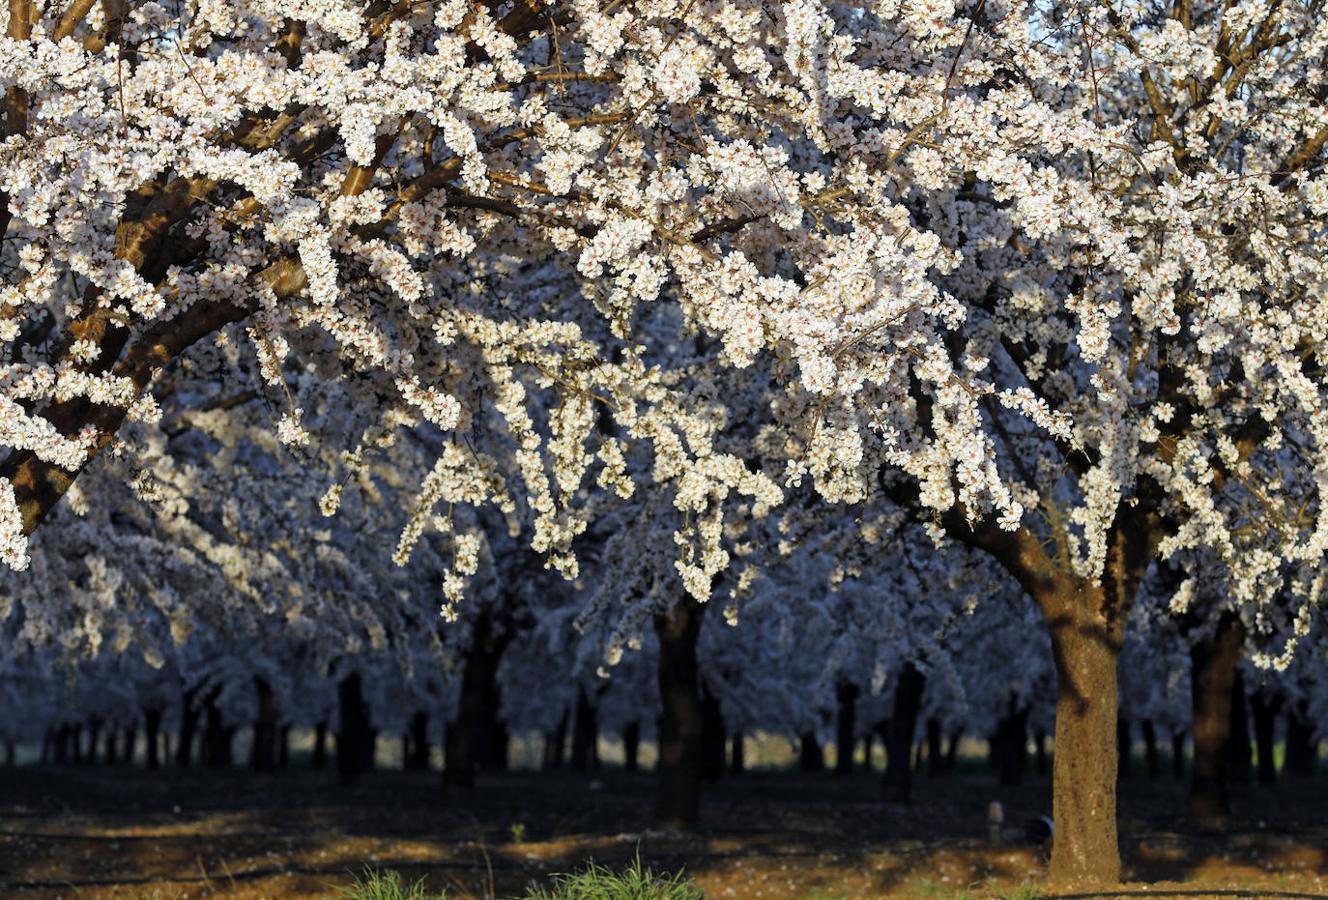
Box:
2, 0, 1327, 887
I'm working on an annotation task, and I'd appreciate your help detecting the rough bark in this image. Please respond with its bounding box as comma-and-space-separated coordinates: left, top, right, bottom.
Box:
837, 683, 860, 777
654, 595, 706, 829
1250, 688, 1282, 786
1190, 612, 1243, 821
882, 662, 925, 803
251, 677, 278, 773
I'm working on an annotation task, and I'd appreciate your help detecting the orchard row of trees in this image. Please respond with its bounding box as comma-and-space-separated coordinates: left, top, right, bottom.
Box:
2, 0, 1326, 887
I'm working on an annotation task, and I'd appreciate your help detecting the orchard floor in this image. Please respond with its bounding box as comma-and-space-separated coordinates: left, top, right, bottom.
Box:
0, 765, 1325, 899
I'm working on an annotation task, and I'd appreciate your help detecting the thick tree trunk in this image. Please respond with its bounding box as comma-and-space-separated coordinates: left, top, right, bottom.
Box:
337, 673, 374, 781
312, 721, 328, 769
176, 686, 200, 768
1042, 587, 1124, 886
570, 686, 599, 773
729, 731, 745, 774
1228, 669, 1253, 785
1190, 613, 1243, 821
836, 683, 860, 777
1171, 729, 1185, 777
654, 595, 705, 829
883, 662, 925, 802
1250, 688, 1281, 786
1116, 718, 1132, 778
1140, 719, 1159, 778
700, 686, 725, 780
623, 721, 640, 772
251, 677, 278, 772
1284, 700, 1318, 778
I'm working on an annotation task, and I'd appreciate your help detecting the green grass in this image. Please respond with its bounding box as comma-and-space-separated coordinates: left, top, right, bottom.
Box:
331, 856, 703, 900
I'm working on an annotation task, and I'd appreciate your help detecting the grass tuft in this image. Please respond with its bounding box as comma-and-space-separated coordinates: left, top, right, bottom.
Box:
525, 854, 704, 899
331, 867, 447, 900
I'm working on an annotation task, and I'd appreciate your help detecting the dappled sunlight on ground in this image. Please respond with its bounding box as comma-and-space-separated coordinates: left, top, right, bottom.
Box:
0, 766, 1324, 897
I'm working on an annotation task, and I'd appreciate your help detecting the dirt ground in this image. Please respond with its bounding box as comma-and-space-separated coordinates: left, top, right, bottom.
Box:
0, 763, 1324, 899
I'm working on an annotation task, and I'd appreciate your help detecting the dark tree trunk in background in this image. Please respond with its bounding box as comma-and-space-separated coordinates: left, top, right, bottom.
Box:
278, 725, 290, 768
337, 673, 374, 781
623, 721, 641, 772
124, 727, 137, 765
103, 728, 118, 765
407, 711, 430, 771
799, 730, 824, 772
836, 683, 859, 777
1284, 700, 1318, 778
445, 614, 509, 788
1034, 727, 1049, 776
993, 695, 1030, 786
1228, 669, 1253, 785
729, 731, 745, 774
4, 741, 13, 766
41, 728, 53, 765
54, 724, 71, 764
1190, 613, 1243, 821
1140, 719, 1160, 778
177, 686, 200, 768
925, 717, 943, 778
84, 721, 100, 765
1171, 729, 1186, 777
944, 730, 960, 773
544, 711, 568, 770
203, 689, 233, 768
1116, 718, 1132, 778
1250, 689, 1282, 785
654, 595, 706, 829
312, 721, 328, 769
571, 686, 599, 774
251, 677, 278, 772
700, 686, 725, 780
883, 663, 925, 802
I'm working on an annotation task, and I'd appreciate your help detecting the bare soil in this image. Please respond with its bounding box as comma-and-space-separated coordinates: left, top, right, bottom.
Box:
0, 765, 1324, 899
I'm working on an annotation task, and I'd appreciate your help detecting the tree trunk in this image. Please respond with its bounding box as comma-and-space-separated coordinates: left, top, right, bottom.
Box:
1190, 612, 1243, 821
1228, 668, 1253, 784
1042, 587, 1124, 886
251, 677, 278, 773
203, 689, 232, 769
1116, 718, 1132, 778
337, 673, 373, 781
1250, 688, 1281, 786
445, 615, 508, 788
925, 717, 943, 778
54, 724, 70, 764
570, 686, 599, 773
623, 721, 640, 772
312, 721, 328, 769
799, 730, 825, 773
278, 725, 290, 768
729, 731, 745, 774
103, 727, 118, 765
654, 595, 705, 829
995, 695, 1030, 786
1284, 700, 1318, 778
84, 721, 100, 765
944, 729, 960, 773
883, 662, 925, 802
1140, 719, 1160, 778
1171, 728, 1185, 777
700, 686, 725, 780
407, 711, 430, 771
4, 741, 13, 766
544, 711, 568, 770
832, 683, 858, 777
1034, 727, 1048, 776
176, 686, 200, 768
